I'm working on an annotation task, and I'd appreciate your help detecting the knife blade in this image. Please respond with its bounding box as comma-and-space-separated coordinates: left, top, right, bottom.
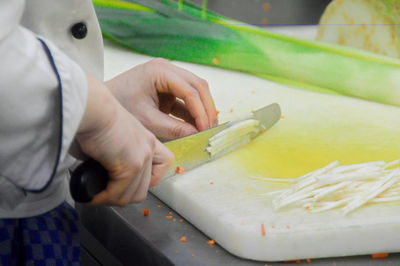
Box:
70, 103, 281, 203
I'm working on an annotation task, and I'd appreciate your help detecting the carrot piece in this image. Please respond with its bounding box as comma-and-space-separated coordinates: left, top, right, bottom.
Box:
169, 212, 173, 215
212, 58, 219, 65
280, 115, 285, 120
210, 181, 214, 185
166, 215, 173, 220
306, 258, 311, 263
229, 108, 233, 113
260, 129, 265, 134
261, 224, 266, 237
296, 260, 301, 264
157, 205, 162, 208
176, 166, 185, 174
143, 208, 149, 216
263, 3, 270, 11
216, 110, 220, 115
173, 219, 177, 222
207, 240, 216, 247
180, 236, 187, 243
371, 253, 388, 259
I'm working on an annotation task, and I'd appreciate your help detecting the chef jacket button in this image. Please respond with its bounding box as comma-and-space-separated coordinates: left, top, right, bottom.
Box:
71, 22, 88, 39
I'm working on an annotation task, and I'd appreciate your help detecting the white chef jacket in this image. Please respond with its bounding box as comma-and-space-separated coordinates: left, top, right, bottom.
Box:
0, 0, 104, 218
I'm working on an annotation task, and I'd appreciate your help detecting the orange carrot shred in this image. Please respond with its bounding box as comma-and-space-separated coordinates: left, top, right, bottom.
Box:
306, 258, 311, 263
157, 205, 161, 208
207, 240, 216, 247
173, 219, 177, 222
261, 224, 266, 237
371, 253, 388, 259
229, 108, 233, 113
166, 216, 172, 220
210, 182, 214, 185
296, 260, 301, 264
169, 212, 173, 215
143, 208, 149, 216
180, 236, 187, 243
176, 166, 185, 174
212, 58, 219, 65
280, 115, 285, 119
263, 3, 270, 11
260, 129, 265, 134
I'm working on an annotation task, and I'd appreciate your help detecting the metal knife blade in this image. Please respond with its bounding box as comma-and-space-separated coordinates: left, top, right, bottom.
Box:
70, 103, 281, 202
162, 103, 281, 180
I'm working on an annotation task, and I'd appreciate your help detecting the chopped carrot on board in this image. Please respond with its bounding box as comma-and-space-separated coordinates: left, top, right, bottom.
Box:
261, 224, 266, 237
229, 108, 233, 113
143, 208, 149, 216
306, 258, 311, 263
296, 260, 301, 264
157, 205, 161, 208
176, 166, 185, 174
260, 129, 265, 134
207, 240, 216, 247
180, 236, 187, 243
212, 58, 219, 65
173, 219, 176, 222
166, 215, 172, 220
371, 253, 388, 259
210, 182, 214, 185
169, 212, 173, 215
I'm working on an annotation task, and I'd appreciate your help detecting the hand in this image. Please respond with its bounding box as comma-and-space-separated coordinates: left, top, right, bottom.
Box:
105, 58, 218, 140
76, 74, 174, 206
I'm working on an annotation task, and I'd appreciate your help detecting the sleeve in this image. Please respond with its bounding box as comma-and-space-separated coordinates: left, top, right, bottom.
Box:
0, 0, 88, 191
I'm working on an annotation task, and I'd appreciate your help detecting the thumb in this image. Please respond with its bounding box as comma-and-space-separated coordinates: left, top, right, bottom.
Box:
147, 109, 198, 140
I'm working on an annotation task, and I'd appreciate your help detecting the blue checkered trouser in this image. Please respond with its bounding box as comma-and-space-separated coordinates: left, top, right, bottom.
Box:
0, 202, 80, 266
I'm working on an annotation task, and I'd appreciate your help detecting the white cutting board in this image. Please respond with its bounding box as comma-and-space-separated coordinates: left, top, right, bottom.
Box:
103, 40, 400, 261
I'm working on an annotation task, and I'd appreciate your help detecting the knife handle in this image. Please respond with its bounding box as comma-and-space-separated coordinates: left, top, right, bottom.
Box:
70, 159, 109, 203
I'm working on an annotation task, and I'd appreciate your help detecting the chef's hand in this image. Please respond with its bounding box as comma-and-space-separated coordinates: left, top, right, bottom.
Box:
75, 74, 174, 206
105, 58, 218, 140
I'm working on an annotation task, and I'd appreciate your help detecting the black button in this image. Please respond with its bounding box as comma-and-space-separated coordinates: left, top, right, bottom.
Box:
71, 22, 88, 39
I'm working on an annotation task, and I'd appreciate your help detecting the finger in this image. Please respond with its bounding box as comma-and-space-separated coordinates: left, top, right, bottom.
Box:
145, 108, 198, 140
170, 100, 196, 126
169, 65, 218, 127
163, 72, 210, 131
130, 160, 152, 202
117, 160, 150, 204
150, 141, 174, 187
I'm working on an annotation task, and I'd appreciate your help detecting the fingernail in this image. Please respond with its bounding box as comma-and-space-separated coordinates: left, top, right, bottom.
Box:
213, 119, 219, 127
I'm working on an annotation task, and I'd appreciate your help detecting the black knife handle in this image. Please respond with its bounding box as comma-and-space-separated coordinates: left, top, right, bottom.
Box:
70, 159, 109, 203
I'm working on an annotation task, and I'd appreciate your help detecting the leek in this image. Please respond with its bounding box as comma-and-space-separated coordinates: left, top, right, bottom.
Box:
93, 0, 400, 106
259, 159, 400, 215
317, 0, 400, 58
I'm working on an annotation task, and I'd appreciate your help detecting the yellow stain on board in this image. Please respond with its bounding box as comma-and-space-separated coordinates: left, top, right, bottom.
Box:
227, 122, 400, 179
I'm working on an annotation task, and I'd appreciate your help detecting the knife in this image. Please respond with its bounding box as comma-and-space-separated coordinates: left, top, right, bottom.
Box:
70, 103, 281, 203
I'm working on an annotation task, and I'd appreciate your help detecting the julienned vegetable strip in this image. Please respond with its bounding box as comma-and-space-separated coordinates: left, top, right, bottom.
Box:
255, 159, 400, 215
